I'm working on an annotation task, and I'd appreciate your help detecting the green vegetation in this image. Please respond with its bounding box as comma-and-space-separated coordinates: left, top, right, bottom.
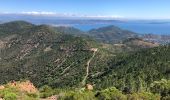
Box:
88, 25, 137, 43
0, 21, 169, 100
95, 87, 126, 100
60, 90, 96, 100
92, 45, 170, 91
57, 85, 163, 100
0, 84, 39, 100
39, 85, 57, 98
0, 87, 18, 100
150, 79, 170, 99
127, 92, 160, 100
1, 80, 169, 100
0, 21, 114, 88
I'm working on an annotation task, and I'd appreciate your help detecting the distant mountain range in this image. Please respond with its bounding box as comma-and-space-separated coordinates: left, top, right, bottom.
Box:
1, 16, 170, 44
1, 13, 170, 34
88, 25, 138, 43
87, 25, 170, 44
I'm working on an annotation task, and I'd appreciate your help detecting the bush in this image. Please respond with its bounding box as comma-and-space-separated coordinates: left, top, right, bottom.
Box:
39, 85, 55, 98
150, 79, 170, 98
127, 92, 160, 100
59, 90, 96, 100
0, 87, 18, 100
162, 96, 170, 100
4, 92, 17, 100
95, 87, 126, 100
26, 93, 39, 99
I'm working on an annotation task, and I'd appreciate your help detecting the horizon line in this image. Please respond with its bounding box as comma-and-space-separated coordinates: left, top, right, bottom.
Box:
0, 12, 170, 20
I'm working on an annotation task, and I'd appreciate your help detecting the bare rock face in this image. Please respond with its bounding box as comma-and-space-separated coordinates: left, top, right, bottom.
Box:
0, 40, 5, 49
0, 85, 5, 90
86, 84, 93, 90
9, 80, 38, 93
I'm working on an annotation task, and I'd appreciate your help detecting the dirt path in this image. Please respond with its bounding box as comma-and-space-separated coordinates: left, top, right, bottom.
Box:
60, 62, 75, 75
81, 48, 98, 85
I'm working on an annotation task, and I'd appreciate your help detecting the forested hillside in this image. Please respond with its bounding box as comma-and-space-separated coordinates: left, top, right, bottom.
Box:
91, 45, 170, 91
88, 25, 138, 43
0, 21, 115, 88
0, 21, 169, 100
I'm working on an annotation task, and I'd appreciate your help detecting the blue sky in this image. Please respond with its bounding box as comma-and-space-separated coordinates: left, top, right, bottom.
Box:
0, 0, 170, 19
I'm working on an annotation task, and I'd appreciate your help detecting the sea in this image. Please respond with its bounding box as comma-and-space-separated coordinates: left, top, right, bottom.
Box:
73, 21, 170, 35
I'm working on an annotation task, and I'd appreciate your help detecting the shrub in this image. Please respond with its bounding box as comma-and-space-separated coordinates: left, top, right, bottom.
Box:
39, 85, 54, 98
59, 90, 96, 100
26, 93, 39, 99
150, 79, 170, 98
162, 96, 170, 100
4, 92, 17, 100
95, 87, 126, 100
0, 87, 18, 100
127, 92, 160, 100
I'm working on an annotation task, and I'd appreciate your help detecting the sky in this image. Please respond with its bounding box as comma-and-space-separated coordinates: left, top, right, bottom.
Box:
0, 0, 170, 19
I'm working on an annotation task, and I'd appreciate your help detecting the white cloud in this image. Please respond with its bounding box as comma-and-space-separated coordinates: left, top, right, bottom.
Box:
20, 11, 124, 19
0, 11, 124, 19
81, 15, 124, 19
20, 11, 79, 18
21, 11, 56, 15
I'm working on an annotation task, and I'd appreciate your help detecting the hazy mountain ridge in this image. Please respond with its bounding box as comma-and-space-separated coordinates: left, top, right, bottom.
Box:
88, 25, 138, 43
